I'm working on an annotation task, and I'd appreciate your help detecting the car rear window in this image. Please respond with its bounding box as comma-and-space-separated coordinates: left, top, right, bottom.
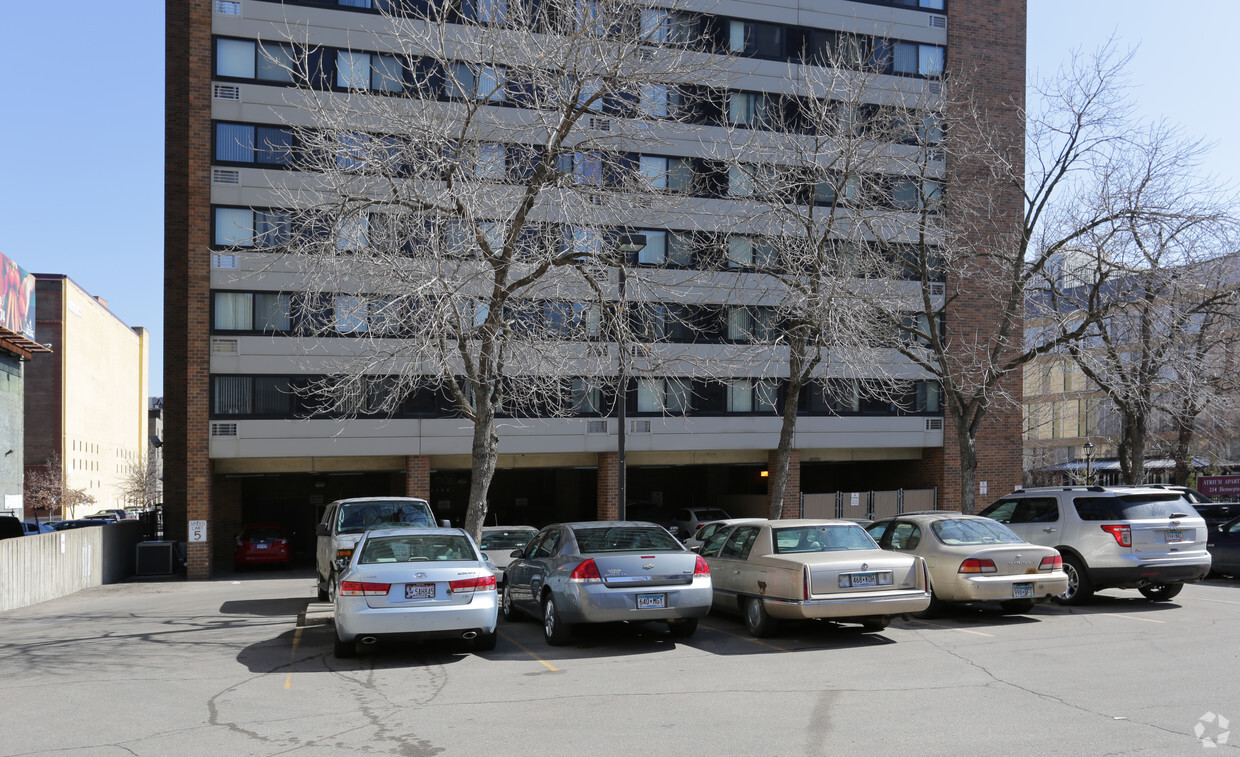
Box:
773, 525, 876, 553
571, 526, 682, 553
336, 501, 434, 534
1074, 494, 1191, 521
932, 518, 1023, 545
359, 534, 475, 563
479, 530, 535, 550
693, 509, 730, 521
241, 527, 283, 540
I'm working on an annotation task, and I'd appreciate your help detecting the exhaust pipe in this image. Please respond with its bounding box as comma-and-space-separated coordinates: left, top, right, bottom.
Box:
461, 631, 478, 640
360, 636, 378, 645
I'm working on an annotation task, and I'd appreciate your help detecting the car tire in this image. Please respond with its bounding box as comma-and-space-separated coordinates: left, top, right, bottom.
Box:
1138, 582, 1184, 601
667, 618, 698, 638
327, 572, 339, 603
316, 576, 329, 603
861, 616, 890, 632
1054, 556, 1094, 605
471, 631, 497, 652
912, 588, 945, 619
999, 599, 1035, 614
501, 585, 522, 622
333, 633, 356, 659
543, 595, 573, 646
744, 597, 779, 638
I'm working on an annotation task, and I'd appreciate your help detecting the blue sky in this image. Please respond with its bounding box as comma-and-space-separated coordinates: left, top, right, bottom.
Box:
0, 2, 1235, 398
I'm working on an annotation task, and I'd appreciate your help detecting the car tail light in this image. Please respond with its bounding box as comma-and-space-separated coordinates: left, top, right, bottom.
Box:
695, 523, 706, 532
339, 581, 390, 596
569, 559, 602, 582
959, 558, 997, 574
449, 575, 497, 594
1100, 524, 1132, 547
1038, 555, 1063, 571
694, 555, 710, 576
803, 566, 811, 600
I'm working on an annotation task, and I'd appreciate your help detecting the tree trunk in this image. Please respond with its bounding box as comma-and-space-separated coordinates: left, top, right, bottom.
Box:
1119, 413, 1147, 485
768, 374, 804, 519
955, 419, 979, 514
1172, 415, 1196, 486
463, 403, 499, 543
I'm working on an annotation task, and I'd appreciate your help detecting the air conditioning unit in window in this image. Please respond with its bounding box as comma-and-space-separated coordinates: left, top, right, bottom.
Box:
586, 420, 608, 434
213, 169, 240, 185
928, 15, 946, 29
926, 418, 943, 431
212, 254, 239, 269
211, 422, 238, 437
588, 117, 612, 132
213, 84, 241, 100
630, 420, 651, 433
212, 338, 239, 354
930, 282, 945, 296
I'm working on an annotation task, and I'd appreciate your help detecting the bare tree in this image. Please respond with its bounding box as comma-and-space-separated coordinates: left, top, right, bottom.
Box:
25, 453, 95, 521
120, 453, 162, 510
234, 1, 727, 538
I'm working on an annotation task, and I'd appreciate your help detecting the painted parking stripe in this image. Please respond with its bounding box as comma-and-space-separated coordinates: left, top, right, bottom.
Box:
900, 619, 995, 638
700, 622, 791, 652
1098, 613, 1164, 624
498, 631, 560, 672
284, 626, 303, 690
1196, 597, 1240, 607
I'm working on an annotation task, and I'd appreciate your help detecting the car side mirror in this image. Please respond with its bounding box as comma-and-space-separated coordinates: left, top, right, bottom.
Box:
510, 549, 524, 559
440, 519, 451, 528
316, 523, 330, 536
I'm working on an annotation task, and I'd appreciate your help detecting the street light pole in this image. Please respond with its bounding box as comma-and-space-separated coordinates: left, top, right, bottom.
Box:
1083, 441, 1094, 486
613, 233, 646, 522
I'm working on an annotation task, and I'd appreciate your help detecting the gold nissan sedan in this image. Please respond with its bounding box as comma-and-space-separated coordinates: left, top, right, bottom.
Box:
866, 512, 1069, 615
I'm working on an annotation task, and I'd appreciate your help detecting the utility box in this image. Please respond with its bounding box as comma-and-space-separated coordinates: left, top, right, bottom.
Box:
136, 541, 176, 575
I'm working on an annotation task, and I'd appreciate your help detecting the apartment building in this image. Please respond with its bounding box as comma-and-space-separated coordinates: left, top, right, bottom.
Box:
167, 0, 1026, 576
23, 275, 151, 518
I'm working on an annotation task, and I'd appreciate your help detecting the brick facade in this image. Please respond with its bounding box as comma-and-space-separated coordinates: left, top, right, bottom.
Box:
767, 450, 801, 518
166, 0, 215, 577
405, 455, 431, 499
596, 452, 618, 520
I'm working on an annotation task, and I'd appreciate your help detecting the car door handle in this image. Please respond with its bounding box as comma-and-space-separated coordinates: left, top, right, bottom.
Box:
1042, 527, 1056, 533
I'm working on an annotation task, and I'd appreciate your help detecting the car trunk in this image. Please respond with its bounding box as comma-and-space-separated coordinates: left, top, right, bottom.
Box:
1129, 518, 1207, 559
593, 553, 698, 588
965, 545, 1054, 576
354, 564, 491, 610
805, 551, 920, 595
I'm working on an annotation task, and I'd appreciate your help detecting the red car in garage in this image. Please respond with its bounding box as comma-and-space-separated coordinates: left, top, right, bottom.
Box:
234, 524, 291, 569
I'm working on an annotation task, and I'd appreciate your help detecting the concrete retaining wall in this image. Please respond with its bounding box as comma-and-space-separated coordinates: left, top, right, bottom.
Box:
0, 522, 146, 613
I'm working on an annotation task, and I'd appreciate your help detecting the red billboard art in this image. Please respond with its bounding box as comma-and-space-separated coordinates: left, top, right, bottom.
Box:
0, 251, 36, 341
1197, 475, 1240, 499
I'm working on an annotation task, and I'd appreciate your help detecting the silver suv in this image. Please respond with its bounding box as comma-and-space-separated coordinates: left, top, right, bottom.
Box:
978, 486, 1211, 604
315, 497, 437, 601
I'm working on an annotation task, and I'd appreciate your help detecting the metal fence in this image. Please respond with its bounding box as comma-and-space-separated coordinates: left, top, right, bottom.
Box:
802, 488, 939, 521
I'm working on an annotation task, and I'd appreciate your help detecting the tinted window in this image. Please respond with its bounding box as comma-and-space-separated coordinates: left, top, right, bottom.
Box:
534, 529, 561, 558
980, 497, 1057, 524
719, 526, 760, 559
886, 523, 922, 550
479, 530, 536, 550
865, 522, 889, 542
571, 526, 681, 553
1074, 494, 1190, 521
692, 509, 730, 521
700, 527, 732, 556
932, 519, 1023, 545
360, 534, 475, 563
336, 500, 434, 534
773, 525, 877, 553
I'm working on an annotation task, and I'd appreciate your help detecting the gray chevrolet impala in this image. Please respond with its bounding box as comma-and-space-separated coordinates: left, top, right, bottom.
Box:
501, 521, 713, 645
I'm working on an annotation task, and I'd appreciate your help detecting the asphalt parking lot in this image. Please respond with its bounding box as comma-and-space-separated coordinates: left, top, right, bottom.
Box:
1, 570, 1237, 756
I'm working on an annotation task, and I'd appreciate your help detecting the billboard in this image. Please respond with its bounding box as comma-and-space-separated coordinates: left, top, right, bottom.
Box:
0, 251, 36, 341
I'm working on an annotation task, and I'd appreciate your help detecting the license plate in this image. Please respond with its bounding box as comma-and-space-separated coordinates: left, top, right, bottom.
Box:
636, 593, 666, 609
1165, 529, 1184, 543
405, 583, 435, 599
1012, 583, 1034, 598
255, 543, 269, 549
847, 572, 877, 588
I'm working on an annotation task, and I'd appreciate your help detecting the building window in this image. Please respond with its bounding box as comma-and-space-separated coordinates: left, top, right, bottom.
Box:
727, 92, 778, 129
214, 123, 294, 165
726, 236, 779, 269
475, 143, 508, 180
448, 63, 507, 101
728, 19, 784, 59
216, 38, 296, 83
571, 379, 603, 415
727, 307, 775, 342
637, 230, 667, 264
336, 51, 405, 91
637, 378, 690, 413
213, 291, 292, 332
213, 207, 292, 248
462, 0, 507, 24
212, 376, 294, 416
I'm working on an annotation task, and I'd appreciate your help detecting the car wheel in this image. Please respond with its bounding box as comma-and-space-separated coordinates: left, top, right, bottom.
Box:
543, 595, 573, 646
744, 597, 778, 638
860, 616, 890, 632
471, 631, 497, 652
316, 576, 329, 602
912, 588, 945, 619
501, 585, 522, 622
327, 572, 339, 603
1054, 556, 1094, 605
333, 633, 356, 659
1138, 582, 1184, 601
667, 618, 698, 638
999, 599, 1035, 614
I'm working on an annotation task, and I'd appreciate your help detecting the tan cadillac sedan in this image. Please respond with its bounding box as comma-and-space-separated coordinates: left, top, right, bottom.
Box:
699, 519, 931, 637
865, 512, 1069, 615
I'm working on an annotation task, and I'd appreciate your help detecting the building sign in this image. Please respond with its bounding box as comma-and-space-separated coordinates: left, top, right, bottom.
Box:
1197, 475, 1240, 499
0, 251, 36, 341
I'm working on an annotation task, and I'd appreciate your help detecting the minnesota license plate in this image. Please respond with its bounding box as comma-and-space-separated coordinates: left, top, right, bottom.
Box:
1165, 529, 1184, 543
847, 572, 878, 588
255, 543, 269, 549
405, 583, 435, 599
1012, 583, 1034, 598
636, 593, 666, 609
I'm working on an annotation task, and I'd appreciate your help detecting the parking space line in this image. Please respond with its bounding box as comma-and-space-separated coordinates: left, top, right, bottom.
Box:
499, 631, 560, 672
952, 629, 996, 638
700, 622, 790, 652
1098, 613, 1164, 624
284, 626, 303, 690
1196, 597, 1240, 606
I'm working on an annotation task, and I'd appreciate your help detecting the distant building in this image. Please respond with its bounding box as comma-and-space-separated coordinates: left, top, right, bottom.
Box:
23, 275, 150, 518
0, 252, 51, 517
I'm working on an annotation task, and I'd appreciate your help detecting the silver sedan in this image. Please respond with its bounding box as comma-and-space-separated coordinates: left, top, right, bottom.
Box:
501, 521, 712, 645
332, 528, 498, 657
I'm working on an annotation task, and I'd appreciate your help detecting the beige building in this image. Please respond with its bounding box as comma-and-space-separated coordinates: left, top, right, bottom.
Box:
24, 275, 150, 518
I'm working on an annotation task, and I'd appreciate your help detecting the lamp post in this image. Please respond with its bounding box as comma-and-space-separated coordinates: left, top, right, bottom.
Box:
1083, 441, 1094, 485
613, 233, 646, 521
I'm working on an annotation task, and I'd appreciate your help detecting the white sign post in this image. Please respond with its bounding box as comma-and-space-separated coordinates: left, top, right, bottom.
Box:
979, 481, 988, 496
850, 492, 860, 507
189, 520, 208, 543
